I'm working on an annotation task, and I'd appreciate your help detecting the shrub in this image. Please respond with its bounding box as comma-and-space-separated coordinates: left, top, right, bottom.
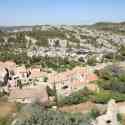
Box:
43, 77, 48, 82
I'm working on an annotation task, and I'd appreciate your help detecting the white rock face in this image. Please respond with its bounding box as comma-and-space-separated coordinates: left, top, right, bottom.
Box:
92, 99, 119, 125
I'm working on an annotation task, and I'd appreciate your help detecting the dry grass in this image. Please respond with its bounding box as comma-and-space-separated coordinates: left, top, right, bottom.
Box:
121, 114, 125, 125
0, 101, 17, 118
59, 101, 95, 113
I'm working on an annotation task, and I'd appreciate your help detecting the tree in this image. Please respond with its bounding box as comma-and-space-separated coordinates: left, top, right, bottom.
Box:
17, 79, 22, 89
16, 32, 27, 48
0, 38, 5, 49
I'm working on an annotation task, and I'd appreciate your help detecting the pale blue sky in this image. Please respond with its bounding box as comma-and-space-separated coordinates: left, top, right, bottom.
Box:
0, 0, 125, 26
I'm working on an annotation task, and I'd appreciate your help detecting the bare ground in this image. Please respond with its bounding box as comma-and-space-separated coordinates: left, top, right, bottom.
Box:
59, 101, 96, 113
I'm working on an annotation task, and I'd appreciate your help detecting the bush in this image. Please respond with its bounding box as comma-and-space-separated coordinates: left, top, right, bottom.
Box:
15, 102, 23, 112
96, 65, 125, 94
43, 77, 48, 82
112, 92, 125, 102
87, 56, 97, 66
91, 91, 112, 104
117, 113, 123, 124
89, 108, 100, 119
0, 89, 9, 97
0, 117, 11, 125
96, 76, 125, 94
91, 91, 125, 104
17, 79, 22, 89
46, 86, 56, 97
102, 79, 125, 93
58, 88, 92, 106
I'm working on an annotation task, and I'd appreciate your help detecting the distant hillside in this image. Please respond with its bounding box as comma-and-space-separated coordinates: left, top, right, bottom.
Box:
0, 22, 125, 54
0, 26, 33, 32
90, 22, 125, 34
1, 22, 125, 66
1, 22, 125, 34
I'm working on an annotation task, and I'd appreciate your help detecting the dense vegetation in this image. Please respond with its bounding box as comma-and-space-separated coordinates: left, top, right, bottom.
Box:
27, 29, 67, 45
58, 88, 92, 106
92, 64, 125, 103
14, 103, 91, 125
0, 32, 29, 50
96, 65, 125, 93
0, 50, 81, 71
57, 88, 125, 105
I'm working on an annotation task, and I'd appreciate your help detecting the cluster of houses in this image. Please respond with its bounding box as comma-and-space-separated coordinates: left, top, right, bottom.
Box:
0, 60, 98, 105
0, 61, 49, 104
48, 66, 97, 96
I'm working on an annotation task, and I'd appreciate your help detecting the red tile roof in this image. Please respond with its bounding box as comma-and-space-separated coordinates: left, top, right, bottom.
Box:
47, 67, 98, 93
48, 66, 97, 84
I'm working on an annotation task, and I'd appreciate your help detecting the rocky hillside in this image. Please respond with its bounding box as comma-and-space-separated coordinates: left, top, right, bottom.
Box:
0, 22, 125, 65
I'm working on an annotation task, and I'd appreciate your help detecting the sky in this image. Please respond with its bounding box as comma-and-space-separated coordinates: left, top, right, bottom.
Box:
0, 0, 125, 26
